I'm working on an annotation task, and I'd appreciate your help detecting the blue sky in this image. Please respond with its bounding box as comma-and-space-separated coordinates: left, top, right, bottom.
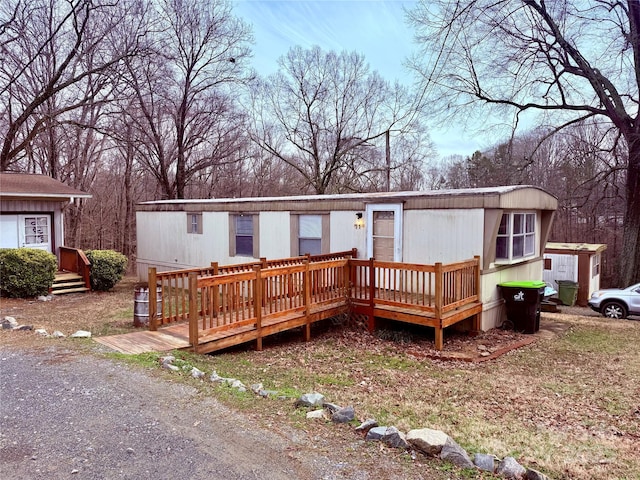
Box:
233, 0, 484, 158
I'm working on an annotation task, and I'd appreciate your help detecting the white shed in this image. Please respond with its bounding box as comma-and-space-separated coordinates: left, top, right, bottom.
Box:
543, 242, 607, 306
136, 185, 558, 330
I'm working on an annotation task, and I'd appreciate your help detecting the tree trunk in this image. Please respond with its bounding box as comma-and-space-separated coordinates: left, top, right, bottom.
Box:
619, 133, 640, 285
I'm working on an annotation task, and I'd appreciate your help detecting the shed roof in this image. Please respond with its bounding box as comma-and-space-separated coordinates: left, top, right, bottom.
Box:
138, 185, 557, 213
0, 173, 91, 201
545, 242, 607, 254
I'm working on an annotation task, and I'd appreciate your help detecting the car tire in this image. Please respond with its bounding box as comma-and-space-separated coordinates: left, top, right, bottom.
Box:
601, 301, 628, 319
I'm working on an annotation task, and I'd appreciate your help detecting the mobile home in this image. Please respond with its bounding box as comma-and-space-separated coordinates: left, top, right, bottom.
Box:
136, 186, 557, 330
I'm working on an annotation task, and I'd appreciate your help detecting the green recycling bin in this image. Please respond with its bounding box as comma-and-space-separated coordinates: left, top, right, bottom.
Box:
556, 280, 579, 306
498, 281, 546, 334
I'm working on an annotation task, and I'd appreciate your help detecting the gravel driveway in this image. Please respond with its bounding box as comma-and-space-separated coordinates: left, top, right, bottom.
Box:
0, 346, 364, 480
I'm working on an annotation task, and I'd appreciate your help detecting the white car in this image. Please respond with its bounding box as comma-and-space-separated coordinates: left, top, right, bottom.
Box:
588, 283, 640, 319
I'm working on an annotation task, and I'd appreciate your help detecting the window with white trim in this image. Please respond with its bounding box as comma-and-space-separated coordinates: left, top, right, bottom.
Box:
298, 215, 322, 255
496, 212, 536, 261
592, 253, 601, 277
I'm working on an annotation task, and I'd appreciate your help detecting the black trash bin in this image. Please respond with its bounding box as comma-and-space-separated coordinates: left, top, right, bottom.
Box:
498, 281, 546, 334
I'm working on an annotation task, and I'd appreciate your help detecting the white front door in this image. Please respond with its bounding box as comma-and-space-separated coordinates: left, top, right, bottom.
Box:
0, 214, 52, 252
366, 204, 402, 262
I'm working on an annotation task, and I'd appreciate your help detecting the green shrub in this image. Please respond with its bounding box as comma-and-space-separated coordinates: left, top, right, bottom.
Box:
86, 249, 128, 291
0, 248, 57, 298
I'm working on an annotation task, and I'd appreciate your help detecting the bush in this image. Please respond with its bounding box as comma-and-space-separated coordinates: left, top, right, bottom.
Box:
0, 248, 57, 298
86, 249, 128, 291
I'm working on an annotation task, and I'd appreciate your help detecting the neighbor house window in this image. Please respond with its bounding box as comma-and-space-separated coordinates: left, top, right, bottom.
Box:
298, 215, 322, 255
496, 212, 536, 261
229, 214, 259, 257
23, 216, 49, 244
592, 253, 601, 277
187, 213, 202, 234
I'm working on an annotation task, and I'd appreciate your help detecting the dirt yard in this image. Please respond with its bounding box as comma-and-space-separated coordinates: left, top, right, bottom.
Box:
1, 277, 639, 479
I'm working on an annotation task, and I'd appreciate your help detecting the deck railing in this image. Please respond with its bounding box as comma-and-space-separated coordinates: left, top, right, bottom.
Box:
149, 249, 356, 330
188, 259, 350, 349
59, 246, 91, 289
349, 256, 480, 313
148, 252, 480, 351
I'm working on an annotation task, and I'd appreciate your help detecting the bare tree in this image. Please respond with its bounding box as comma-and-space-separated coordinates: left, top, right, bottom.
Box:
0, 0, 149, 172
122, 0, 252, 200
409, 0, 640, 285
249, 46, 424, 194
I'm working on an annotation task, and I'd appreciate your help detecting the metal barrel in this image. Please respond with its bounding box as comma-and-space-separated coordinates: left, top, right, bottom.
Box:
134, 285, 162, 327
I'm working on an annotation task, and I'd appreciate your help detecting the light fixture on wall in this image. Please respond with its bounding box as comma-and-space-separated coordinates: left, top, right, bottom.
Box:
354, 212, 365, 229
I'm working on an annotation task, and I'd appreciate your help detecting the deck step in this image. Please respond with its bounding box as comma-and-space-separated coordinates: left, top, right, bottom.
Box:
52, 286, 90, 295
52, 272, 89, 295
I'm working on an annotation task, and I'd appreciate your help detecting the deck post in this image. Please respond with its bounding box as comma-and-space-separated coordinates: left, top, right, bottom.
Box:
253, 266, 263, 351
342, 258, 350, 300
212, 262, 219, 318
473, 256, 482, 332
303, 260, 311, 342
188, 272, 199, 353
434, 262, 443, 350
149, 267, 158, 331
368, 257, 375, 332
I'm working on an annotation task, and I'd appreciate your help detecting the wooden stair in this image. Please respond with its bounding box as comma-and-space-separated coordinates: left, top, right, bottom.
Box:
52, 272, 90, 295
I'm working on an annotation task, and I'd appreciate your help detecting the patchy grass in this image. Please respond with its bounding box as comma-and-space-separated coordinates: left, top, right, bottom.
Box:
2, 285, 639, 480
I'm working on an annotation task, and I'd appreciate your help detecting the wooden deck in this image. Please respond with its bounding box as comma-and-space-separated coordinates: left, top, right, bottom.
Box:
95, 324, 190, 354
95, 252, 482, 355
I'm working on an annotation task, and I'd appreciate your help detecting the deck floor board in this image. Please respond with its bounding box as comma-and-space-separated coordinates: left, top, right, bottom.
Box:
95, 329, 191, 354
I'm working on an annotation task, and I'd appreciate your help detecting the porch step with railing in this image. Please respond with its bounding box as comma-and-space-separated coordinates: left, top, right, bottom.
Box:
52, 272, 90, 295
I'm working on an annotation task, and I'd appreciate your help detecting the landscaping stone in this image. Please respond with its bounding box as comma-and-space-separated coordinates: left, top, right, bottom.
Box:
354, 419, 378, 433
439, 437, 474, 469
331, 405, 355, 423
15, 325, 33, 331
258, 390, 279, 398
2, 317, 18, 329
250, 383, 264, 394
295, 392, 325, 408
525, 468, 551, 480
35, 328, 49, 336
365, 426, 388, 441
230, 379, 245, 389
496, 456, 527, 479
322, 402, 341, 414
70, 330, 91, 338
406, 428, 449, 456
159, 355, 175, 365
190, 367, 205, 379
306, 409, 326, 420
209, 371, 223, 382
473, 452, 497, 472
52, 331, 65, 338
162, 363, 179, 372
381, 426, 409, 449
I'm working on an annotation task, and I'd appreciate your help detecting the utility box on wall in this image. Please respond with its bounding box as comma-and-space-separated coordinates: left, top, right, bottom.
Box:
543, 242, 607, 307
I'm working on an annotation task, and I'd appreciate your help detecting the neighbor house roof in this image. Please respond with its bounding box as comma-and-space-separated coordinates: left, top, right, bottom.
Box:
545, 242, 607, 254
0, 173, 92, 201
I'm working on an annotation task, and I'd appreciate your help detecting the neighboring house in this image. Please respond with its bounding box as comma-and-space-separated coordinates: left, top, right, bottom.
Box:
0, 173, 91, 259
136, 185, 558, 330
543, 242, 607, 307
